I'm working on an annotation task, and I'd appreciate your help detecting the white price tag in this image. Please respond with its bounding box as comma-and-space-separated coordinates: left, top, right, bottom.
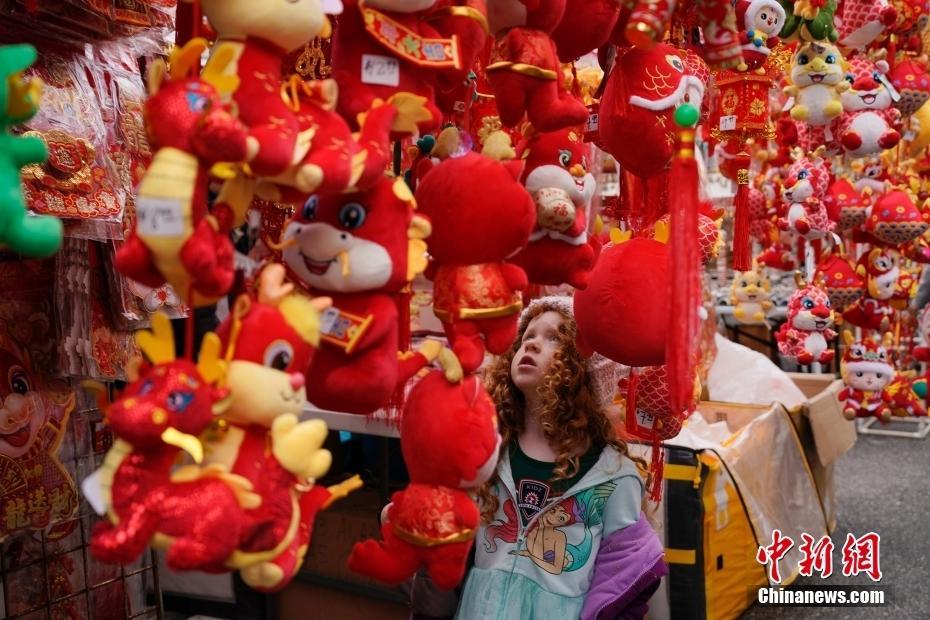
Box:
361, 54, 400, 87
137, 196, 185, 237
586, 112, 599, 133
719, 115, 737, 131
81, 467, 107, 516
635, 408, 656, 429
904, 130, 917, 142
319, 307, 340, 335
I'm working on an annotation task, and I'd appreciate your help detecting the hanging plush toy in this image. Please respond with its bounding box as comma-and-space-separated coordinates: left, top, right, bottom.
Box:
785, 41, 849, 127
348, 371, 500, 590
778, 0, 839, 42
757, 237, 798, 271
331, 0, 489, 135
778, 148, 835, 238
842, 247, 900, 332
205, 264, 358, 592
281, 177, 450, 414
823, 176, 868, 230
509, 127, 601, 290
550, 0, 622, 62
838, 332, 894, 422
839, 56, 902, 158
618, 364, 700, 443
0, 44, 62, 257
599, 44, 707, 178
862, 189, 929, 246
735, 0, 786, 71
776, 274, 837, 366
730, 262, 774, 324
484, 0, 588, 131
115, 40, 249, 305
835, 0, 897, 49
90, 314, 250, 570
195, 0, 334, 185
575, 230, 670, 367
888, 58, 930, 117
416, 148, 536, 374
815, 251, 864, 311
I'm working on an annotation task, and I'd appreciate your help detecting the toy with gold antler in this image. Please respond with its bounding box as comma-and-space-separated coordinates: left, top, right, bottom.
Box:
778, 147, 834, 239
89, 314, 254, 570
730, 262, 773, 324
775, 273, 837, 366
842, 247, 901, 332
205, 264, 359, 592
115, 40, 249, 306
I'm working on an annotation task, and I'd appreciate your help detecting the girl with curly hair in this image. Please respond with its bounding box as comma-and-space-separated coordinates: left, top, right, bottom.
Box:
454, 296, 667, 620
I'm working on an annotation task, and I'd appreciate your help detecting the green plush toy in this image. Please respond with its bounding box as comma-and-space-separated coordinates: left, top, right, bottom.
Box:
778, 0, 839, 42
0, 44, 62, 258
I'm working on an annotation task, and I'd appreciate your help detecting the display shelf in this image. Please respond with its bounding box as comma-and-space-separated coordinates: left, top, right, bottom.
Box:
856, 416, 930, 439
301, 406, 400, 438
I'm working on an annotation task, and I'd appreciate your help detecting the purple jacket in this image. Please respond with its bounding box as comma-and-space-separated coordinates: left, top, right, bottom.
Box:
580, 514, 668, 620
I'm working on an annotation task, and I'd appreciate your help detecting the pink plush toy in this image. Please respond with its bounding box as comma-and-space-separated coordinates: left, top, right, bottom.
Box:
839, 56, 902, 158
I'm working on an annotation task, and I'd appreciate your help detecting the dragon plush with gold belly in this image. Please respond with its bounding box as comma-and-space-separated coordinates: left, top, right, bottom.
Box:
115, 40, 249, 306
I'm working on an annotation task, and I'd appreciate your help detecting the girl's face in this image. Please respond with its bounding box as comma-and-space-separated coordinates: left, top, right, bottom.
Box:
511, 311, 564, 394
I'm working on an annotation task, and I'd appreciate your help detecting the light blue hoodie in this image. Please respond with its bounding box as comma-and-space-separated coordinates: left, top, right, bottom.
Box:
456, 446, 643, 619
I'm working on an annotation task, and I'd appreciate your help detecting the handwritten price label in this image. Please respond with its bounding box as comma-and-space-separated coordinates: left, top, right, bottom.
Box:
719, 115, 737, 131
136, 196, 185, 237
361, 54, 400, 87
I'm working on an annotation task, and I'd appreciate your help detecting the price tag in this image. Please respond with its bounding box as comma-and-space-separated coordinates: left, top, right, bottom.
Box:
635, 408, 656, 429
137, 196, 185, 237
719, 115, 737, 131
81, 468, 107, 516
585, 112, 600, 133
320, 306, 374, 354
904, 130, 917, 142
362, 54, 400, 87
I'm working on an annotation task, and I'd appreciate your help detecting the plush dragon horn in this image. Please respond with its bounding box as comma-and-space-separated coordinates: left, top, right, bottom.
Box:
135, 312, 176, 365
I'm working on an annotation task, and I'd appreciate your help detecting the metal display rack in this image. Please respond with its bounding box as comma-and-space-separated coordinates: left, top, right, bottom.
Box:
856, 416, 930, 439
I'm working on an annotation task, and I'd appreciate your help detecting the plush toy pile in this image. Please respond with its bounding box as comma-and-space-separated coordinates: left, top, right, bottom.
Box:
5, 0, 921, 592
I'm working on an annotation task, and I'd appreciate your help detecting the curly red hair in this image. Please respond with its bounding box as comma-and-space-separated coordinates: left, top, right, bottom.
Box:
476, 300, 649, 522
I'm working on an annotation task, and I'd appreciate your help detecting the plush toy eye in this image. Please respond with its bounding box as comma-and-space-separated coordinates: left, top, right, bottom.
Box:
876, 373, 883, 379
825, 54, 836, 64
855, 371, 864, 378
137, 378, 154, 396
798, 54, 809, 65
9, 367, 30, 395
665, 54, 684, 72
846, 74, 854, 83
875, 257, 890, 270
824, 298, 831, 308
760, 11, 767, 20
167, 391, 194, 413
338, 202, 367, 229
873, 71, 881, 81
264, 340, 295, 371
798, 169, 809, 179
302, 195, 318, 220
741, 280, 748, 287
558, 150, 572, 168
802, 297, 814, 309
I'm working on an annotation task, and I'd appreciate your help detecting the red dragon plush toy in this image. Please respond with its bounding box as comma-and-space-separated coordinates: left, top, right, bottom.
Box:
842, 247, 901, 332
484, 0, 588, 131
415, 148, 536, 374
778, 149, 835, 239
205, 264, 359, 591
89, 314, 251, 570
195, 0, 334, 185
348, 371, 500, 590
331, 0, 489, 135
775, 275, 837, 366
839, 56, 902, 158
280, 177, 454, 414
510, 127, 601, 289
115, 40, 249, 306
838, 332, 895, 422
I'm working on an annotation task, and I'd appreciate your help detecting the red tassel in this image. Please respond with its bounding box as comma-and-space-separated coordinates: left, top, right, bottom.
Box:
666, 126, 700, 416
649, 442, 664, 502
732, 164, 751, 272
384, 286, 414, 425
